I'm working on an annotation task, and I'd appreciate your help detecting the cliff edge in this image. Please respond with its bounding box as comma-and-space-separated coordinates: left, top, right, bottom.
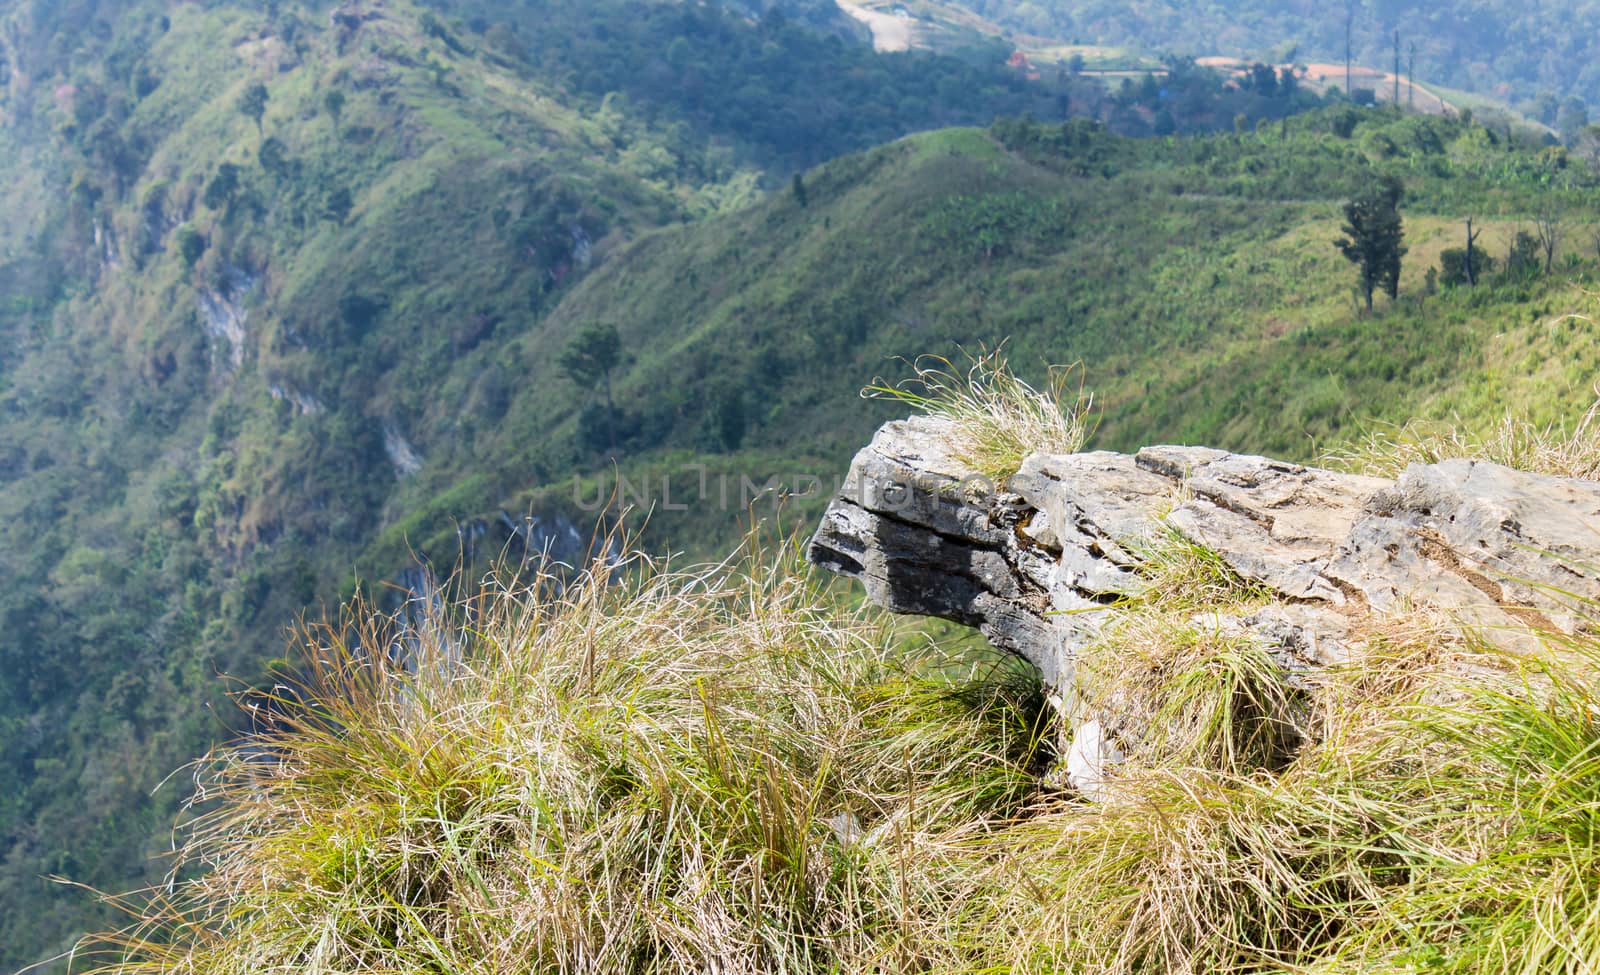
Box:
809, 414, 1600, 791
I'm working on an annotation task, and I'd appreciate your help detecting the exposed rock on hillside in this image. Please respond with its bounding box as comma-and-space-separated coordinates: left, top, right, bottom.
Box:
809, 415, 1600, 790
197, 265, 257, 371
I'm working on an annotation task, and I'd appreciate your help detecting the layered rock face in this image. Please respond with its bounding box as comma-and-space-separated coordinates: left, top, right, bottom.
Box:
808, 416, 1600, 789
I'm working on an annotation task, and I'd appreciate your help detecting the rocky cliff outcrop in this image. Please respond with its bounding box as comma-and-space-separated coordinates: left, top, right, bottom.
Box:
809, 416, 1600, 792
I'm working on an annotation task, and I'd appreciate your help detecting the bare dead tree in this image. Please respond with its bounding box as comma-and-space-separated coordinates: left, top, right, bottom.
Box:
1392, 30, 1400, 105
1464, 218, 1483, 285
1534, 207, 1565, 274
1344, 0, 1355, 97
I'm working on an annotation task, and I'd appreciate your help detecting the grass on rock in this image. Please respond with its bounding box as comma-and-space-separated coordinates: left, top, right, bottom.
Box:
865, 346, 1095, 483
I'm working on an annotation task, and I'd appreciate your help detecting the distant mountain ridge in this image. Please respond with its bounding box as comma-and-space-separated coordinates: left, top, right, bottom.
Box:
855, 0, 1598, 132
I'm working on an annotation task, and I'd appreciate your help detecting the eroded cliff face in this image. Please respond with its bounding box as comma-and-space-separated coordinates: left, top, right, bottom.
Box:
809, 415, 1600, 793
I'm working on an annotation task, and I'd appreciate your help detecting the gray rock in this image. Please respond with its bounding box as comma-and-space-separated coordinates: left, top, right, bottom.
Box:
809, 416, 1083, 685
1325, 460, 1600, 645
1145, 445, 1390, 603
810, 415, 1600, 792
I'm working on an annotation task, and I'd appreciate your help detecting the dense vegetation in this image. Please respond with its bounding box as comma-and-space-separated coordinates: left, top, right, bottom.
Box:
4, 0, 1600, 970
418, 0, 1328, 158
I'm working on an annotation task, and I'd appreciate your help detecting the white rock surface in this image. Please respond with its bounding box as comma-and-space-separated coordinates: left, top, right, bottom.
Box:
1064, 719, 1127, 801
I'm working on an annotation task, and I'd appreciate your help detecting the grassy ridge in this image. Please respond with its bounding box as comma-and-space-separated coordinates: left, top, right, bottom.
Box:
506, 108, 1600, 533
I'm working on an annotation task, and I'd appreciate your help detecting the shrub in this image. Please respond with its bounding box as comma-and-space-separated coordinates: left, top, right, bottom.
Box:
175, 224, 205, 268
1439, 245, 1497, 286
202, 163, 240, 211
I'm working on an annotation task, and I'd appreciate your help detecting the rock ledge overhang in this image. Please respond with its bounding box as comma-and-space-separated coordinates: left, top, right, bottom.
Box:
808, 415, 1600, 688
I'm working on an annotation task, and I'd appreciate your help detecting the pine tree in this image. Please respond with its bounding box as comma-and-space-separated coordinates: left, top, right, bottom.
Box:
1335, 175, 1406, 312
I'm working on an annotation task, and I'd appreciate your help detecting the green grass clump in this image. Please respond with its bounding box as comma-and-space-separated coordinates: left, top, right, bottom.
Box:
947, 770, 1397, 975
1129, 522, 1276, 613
865, 346, 1095, 481
73, 545, 1046, 974
1075, 615, 1305, 777
1312, 628, 1600, 974
1070, 525, 1301, 778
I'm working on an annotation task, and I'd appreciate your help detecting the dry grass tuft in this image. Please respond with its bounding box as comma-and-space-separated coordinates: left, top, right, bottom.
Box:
947, 768, 1400, 975
865, 345, 1095, 482
71, 545, 1048, 975
1074, 613, 1306, 778
1323, 396, 1600, 480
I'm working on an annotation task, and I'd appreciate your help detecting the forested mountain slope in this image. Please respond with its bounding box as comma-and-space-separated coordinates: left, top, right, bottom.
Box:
0, 0, 1062, 965
3, 1, 1600, 970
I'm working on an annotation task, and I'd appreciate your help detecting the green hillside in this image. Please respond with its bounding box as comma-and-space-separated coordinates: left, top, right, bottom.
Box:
4, 1, 1600, 970
520, 109, 1600, 484
0, 3, 706, 963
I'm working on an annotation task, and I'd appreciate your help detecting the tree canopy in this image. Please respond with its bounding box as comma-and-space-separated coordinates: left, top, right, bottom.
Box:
1336, 175, 1406, 311
237, 82, 268, 131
